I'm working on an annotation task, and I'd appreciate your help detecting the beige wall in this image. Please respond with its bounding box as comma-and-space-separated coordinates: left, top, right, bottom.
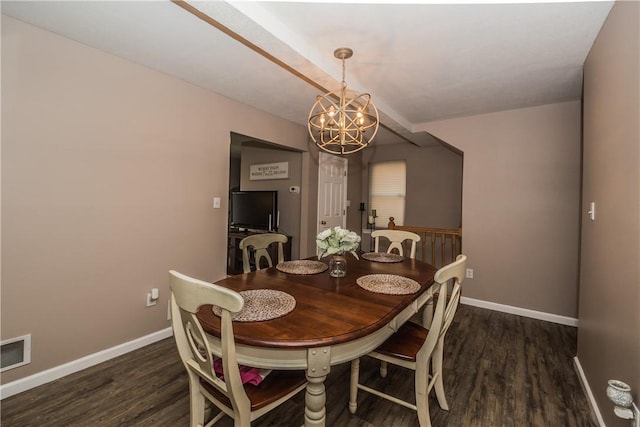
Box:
419, 101, 582, 317
0, 16, 310, 383
579, 1, 640, 425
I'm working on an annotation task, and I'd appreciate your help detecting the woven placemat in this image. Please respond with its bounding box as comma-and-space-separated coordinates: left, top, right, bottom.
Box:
276, 260, 328, 275
212, 289, 296, 322
362, 252, 404, 263
356, 274, 421, 295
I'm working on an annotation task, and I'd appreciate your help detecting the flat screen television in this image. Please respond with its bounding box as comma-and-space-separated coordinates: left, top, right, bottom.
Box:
230, 190, 278, 231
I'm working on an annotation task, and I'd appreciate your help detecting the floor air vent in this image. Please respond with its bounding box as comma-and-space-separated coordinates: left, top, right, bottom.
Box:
1, 334, 31, 372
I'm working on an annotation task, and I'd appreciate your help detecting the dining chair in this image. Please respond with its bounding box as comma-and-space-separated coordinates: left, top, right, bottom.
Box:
239, 233, 288, 273
169, 270, 307, 427
380, 255, 466, 411
427, 254, 466, 411
349, 279, 448, 427
371, 229, 421, 259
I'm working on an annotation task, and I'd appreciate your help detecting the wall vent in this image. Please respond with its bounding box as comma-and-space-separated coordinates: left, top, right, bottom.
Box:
1, 334, 31, 372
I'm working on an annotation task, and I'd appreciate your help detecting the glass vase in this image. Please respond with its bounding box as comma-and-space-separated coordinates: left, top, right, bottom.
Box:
329, 254, 347, 277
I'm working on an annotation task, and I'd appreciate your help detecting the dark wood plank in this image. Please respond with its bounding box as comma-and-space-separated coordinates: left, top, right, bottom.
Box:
0, 305, 597, 426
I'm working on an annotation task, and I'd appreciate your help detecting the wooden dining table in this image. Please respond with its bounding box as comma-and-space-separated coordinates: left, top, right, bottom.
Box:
196, 252, 437, 427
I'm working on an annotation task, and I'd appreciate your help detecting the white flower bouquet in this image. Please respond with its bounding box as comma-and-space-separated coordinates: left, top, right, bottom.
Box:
316, 226, 361, 259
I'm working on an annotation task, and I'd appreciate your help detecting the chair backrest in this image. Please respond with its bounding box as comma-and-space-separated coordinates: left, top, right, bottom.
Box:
239, 233, 288, 274
371, 229, 421, 259
416, 280, 448, 363
434, 254, 466, 339
169, 270, 250, 415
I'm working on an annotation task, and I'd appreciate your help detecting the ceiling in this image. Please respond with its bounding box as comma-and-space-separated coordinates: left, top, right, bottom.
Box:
1, 1, 614, 147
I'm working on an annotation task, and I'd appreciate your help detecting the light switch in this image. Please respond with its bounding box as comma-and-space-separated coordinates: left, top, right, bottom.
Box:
588, 202, 595, 221
213, 197, 221, 209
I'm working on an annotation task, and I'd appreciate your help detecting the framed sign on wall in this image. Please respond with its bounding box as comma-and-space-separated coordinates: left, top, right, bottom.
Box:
250, 162, 289, 180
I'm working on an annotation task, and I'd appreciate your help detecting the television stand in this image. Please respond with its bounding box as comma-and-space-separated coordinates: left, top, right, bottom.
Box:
229, 226, 278, 234
227, 230, 292, 275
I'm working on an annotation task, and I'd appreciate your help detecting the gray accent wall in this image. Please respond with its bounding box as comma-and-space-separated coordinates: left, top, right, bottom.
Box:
579, 1, 639, 425
362, 144, 463, 229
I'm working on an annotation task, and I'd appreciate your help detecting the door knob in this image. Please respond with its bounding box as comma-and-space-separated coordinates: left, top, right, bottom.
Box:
320, 220, 327, 225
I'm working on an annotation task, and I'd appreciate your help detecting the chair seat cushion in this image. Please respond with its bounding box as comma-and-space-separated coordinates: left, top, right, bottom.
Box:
201, 369, 307, 411
374, 321, 429, 362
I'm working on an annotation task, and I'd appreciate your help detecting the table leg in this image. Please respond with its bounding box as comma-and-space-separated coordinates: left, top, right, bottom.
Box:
304, 347, 331, 427
304, 374, 327, 426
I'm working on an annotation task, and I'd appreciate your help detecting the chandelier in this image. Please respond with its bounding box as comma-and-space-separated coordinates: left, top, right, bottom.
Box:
308, 48, 379, 155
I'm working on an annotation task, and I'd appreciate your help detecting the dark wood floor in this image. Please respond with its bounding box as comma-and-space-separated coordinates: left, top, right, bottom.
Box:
1, 305, 597, 426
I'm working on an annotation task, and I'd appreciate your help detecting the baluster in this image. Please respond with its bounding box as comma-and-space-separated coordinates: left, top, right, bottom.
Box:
452, 237, 457, 263
431, 234, 436, 266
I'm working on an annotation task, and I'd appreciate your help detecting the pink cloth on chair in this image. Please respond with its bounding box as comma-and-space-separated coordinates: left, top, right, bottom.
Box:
213, 358, 271, 386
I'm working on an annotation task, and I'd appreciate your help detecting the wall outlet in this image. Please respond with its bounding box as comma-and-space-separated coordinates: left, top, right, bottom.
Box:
146, 292, 157, 307
146, 288, 159, 307
466, 268, 474, 279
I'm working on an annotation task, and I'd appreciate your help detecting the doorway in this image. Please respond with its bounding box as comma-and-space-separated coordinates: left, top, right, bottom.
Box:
228, 133, 303, 271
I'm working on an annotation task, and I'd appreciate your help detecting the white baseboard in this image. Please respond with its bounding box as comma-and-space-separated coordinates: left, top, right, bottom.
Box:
0, 327, 173, 400
574, 356, 606, 426
460, 296, 579, 327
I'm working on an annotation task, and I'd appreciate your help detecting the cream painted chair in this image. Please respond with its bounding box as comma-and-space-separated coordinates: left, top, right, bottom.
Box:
169, 270, 307, 427
371, 229, 420, 259
428, 254, 466, 411
349, 280, 448, 427
239, 233, 288, 274
348, 254, 466, 426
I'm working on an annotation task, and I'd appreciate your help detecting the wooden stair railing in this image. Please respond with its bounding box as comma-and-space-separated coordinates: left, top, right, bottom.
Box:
388, 217, 462, 268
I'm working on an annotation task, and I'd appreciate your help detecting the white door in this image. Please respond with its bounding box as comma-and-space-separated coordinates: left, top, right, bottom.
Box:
317, 152, 347, 253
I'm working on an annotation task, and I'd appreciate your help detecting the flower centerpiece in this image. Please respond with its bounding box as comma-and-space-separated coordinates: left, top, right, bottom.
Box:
316, 226, 361, 277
